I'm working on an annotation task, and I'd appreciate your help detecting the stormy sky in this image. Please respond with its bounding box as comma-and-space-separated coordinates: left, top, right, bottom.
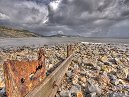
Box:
0, 0, 129, 37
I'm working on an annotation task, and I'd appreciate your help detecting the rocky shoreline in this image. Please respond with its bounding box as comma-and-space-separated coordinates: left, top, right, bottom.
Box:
0, 42, 129, 97
56, 42, 129, 97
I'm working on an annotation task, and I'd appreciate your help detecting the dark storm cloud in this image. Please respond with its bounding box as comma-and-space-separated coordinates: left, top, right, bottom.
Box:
49, 0, 129, 37
0, 0, 48, 27
0, 0, 129, 37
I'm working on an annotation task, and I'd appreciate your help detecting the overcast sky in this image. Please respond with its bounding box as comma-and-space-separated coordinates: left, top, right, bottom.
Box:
0, 0, 129, 37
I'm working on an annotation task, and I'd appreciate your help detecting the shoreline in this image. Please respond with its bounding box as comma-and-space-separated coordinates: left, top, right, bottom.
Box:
0, 37, 129, 49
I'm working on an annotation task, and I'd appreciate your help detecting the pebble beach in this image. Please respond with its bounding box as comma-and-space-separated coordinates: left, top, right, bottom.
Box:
0, 42, 129, 97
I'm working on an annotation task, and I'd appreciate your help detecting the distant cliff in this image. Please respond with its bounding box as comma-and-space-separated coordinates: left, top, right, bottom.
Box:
0, 26, 42, 38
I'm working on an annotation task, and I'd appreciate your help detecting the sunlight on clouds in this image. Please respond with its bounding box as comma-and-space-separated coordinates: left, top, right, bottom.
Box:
0, 13, 9, 20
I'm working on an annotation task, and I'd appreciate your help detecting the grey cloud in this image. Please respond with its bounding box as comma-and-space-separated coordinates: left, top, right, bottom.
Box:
49, 0, 129, 36
109, 19, 129, 37
0, 0, 129, 37
0, 0, 48, 27
51, 0, 129, 23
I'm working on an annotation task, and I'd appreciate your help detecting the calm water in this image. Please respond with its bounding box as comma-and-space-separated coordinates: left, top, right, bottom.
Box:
0, 37, 129, 49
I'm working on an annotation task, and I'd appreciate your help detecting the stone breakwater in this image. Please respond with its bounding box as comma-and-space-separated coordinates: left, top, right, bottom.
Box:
0, 42, 129, 97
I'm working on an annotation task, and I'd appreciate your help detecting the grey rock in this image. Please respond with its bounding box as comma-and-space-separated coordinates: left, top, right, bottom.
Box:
70, 84, 81, 93
109, 74, 117, 80
66, 70, 72, 78
72, 75, 79, 85
86, 92, 96, 97
109, 74, 119, 85
86, 80, 102, 95
71, 93, 77, 97
0, 88, 6, 97
108, 58, 117, 64
116, 66, 128, 79
81, 63, 85, 67
66, 77, 72, 83
74, 64, 79, 69
60, 90, 71, 97
94, 66, 101, 71
103, 61, 111, 65
127, 74, 129, 81
109, 92, 128, 97
111, 79, 119, 85
80, 71, 86, 76
55, 93, 60, 97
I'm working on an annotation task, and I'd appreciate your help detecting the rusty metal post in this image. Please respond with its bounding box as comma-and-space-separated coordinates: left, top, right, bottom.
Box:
3, 49, 46, 97
67, 44, 72, 57
38, 49, 45, 70
25, 54, 73, 97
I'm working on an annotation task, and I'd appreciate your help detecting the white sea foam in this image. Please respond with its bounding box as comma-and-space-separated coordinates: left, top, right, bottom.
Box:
81, 42, 103, 44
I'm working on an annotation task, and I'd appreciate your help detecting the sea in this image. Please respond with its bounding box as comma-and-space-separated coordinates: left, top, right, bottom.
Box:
0, 37, 129, 49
